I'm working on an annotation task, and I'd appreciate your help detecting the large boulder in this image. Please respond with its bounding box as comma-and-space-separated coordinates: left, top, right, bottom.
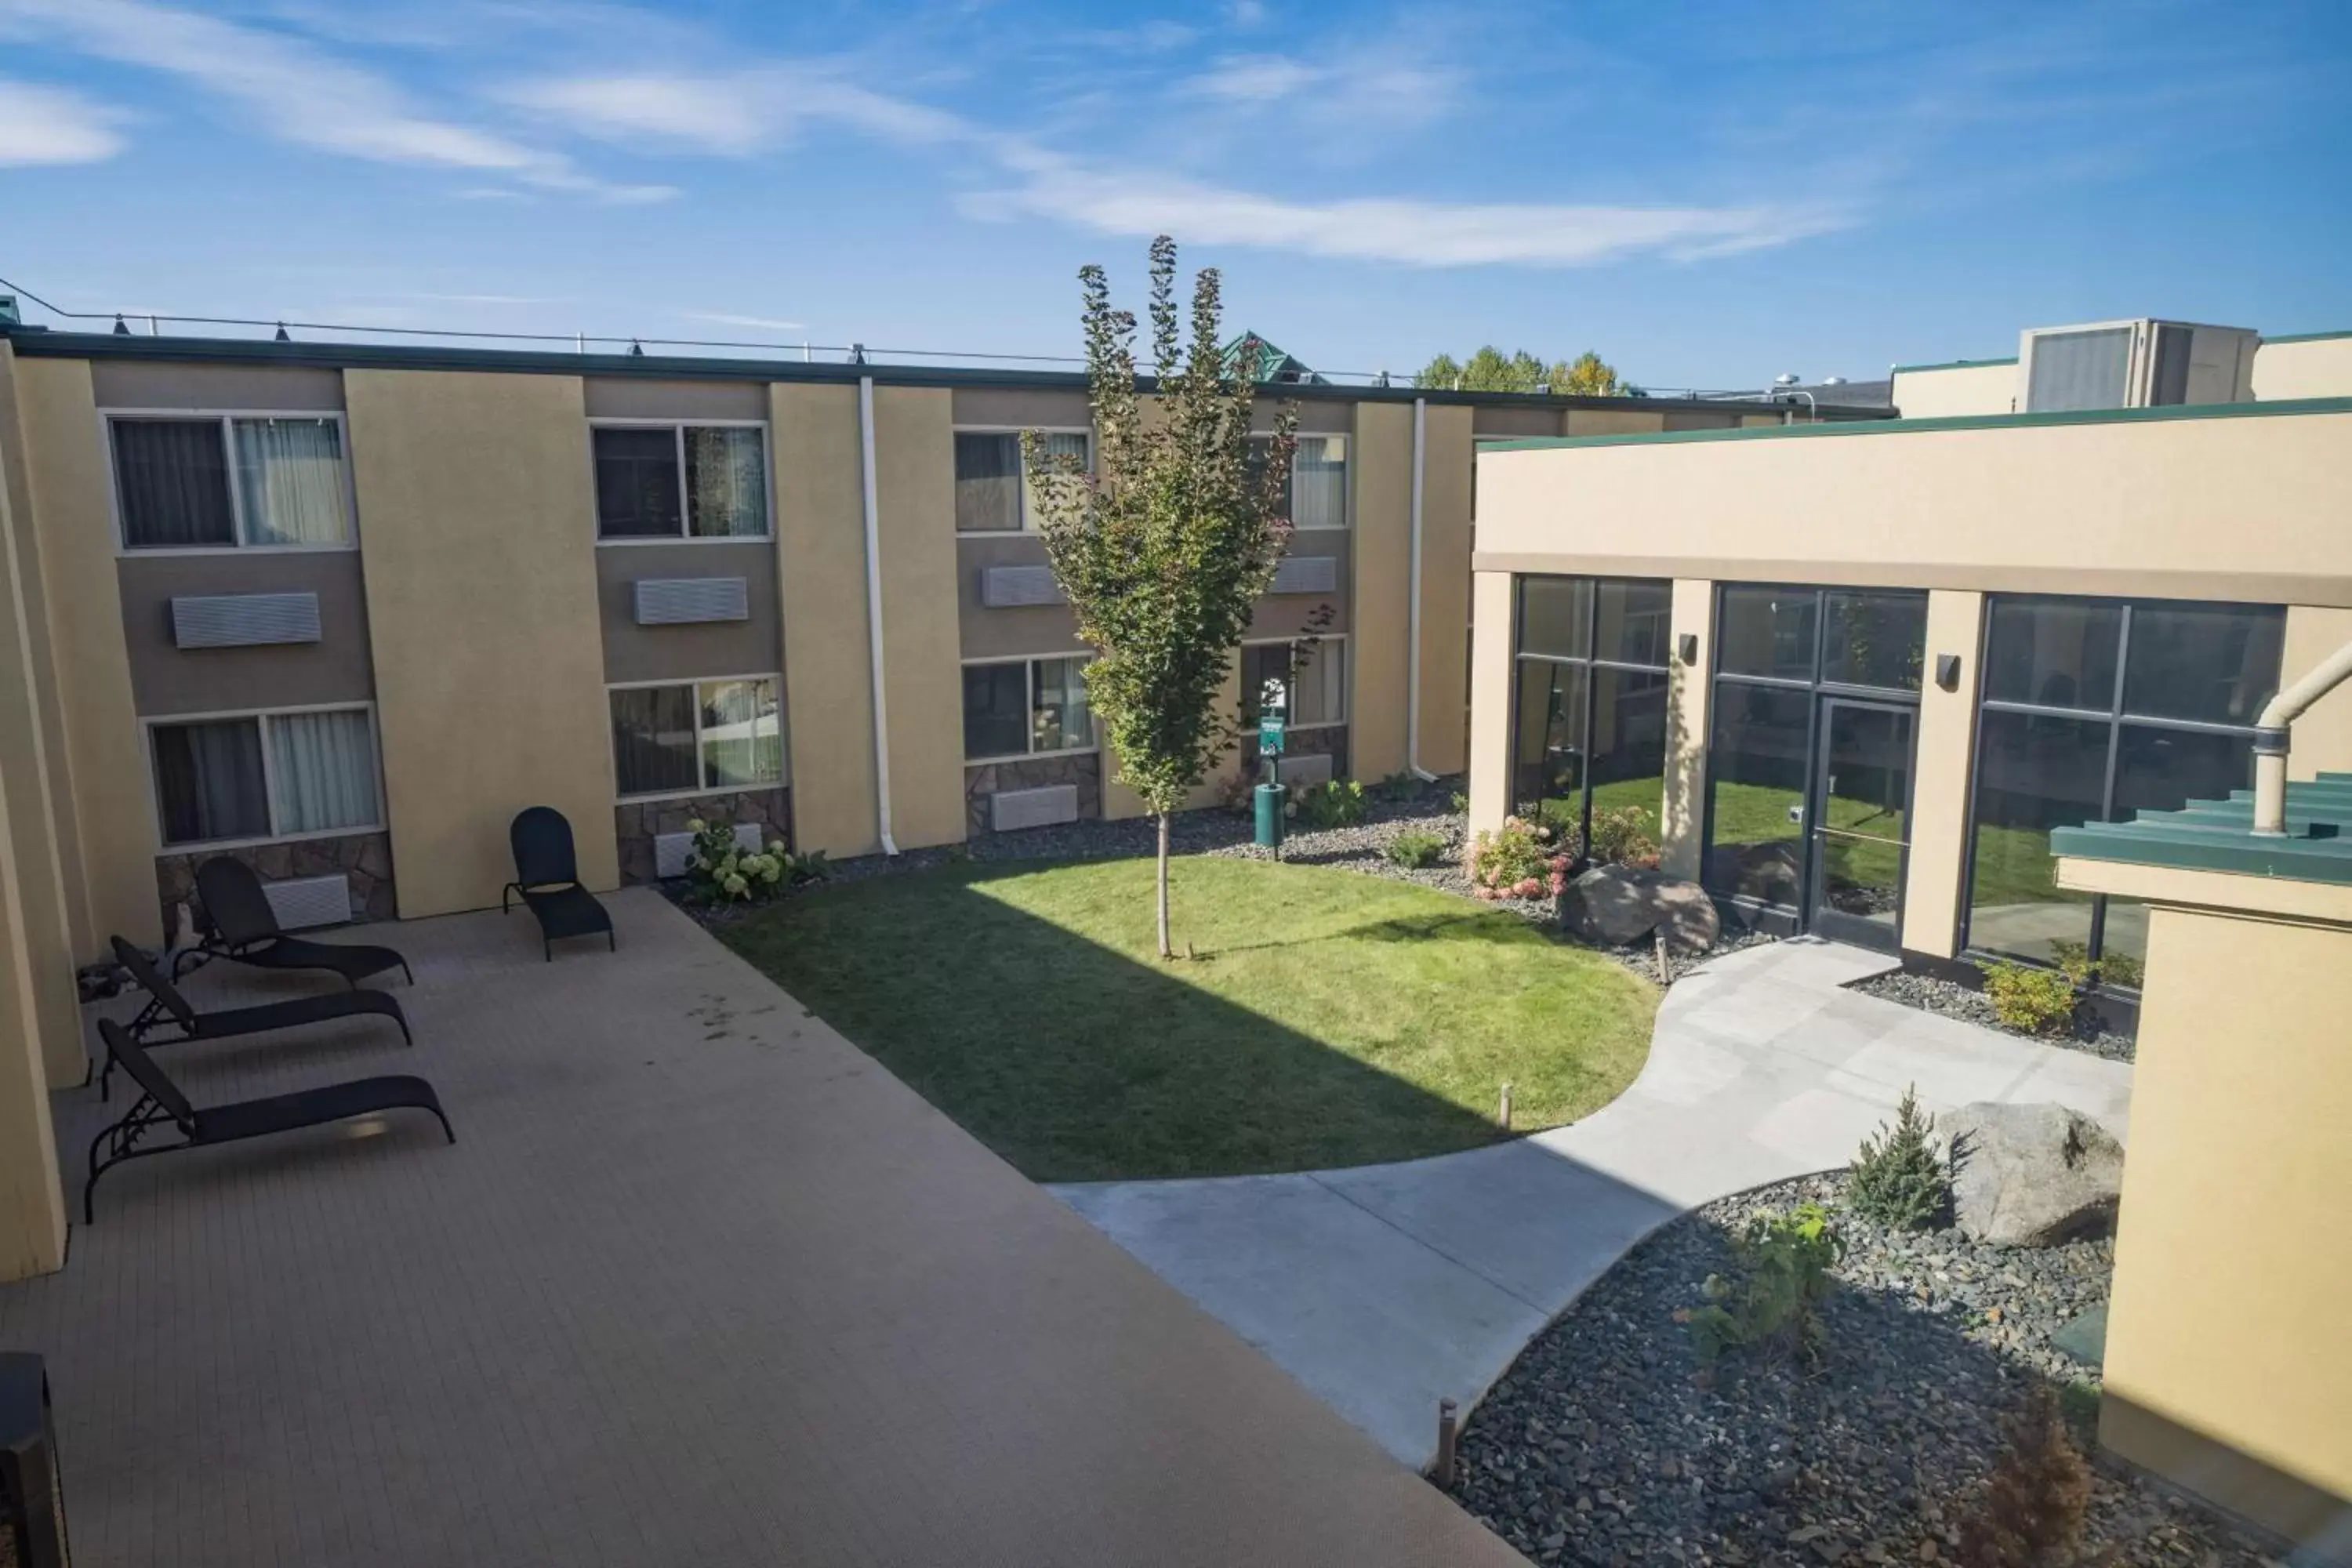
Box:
1946, 1102, 2124, 1247
1559, 866, 1720, 952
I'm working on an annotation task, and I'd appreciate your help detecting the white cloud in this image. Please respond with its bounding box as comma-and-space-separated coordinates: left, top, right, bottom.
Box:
0, 78, 126, 165
679, 310, 807, 332
964, 156, 1849, 268
1180, 53, 1318, 103
500, 68, 965, 157
0, 0, 671, 200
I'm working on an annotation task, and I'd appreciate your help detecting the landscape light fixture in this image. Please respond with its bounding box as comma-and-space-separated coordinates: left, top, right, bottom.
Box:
1679, 633, 1700, 666
1936, 654, 1962, 691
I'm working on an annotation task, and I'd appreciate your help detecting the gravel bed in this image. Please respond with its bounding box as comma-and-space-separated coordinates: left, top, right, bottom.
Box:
1850, 971, 2135, 1063
1452, 1172, 2268, 1568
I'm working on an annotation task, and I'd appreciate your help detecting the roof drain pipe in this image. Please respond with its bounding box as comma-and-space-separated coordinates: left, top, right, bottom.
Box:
858, 375, 898, 856
2251, 637, 2352, 837
1403, 395, 1436, 782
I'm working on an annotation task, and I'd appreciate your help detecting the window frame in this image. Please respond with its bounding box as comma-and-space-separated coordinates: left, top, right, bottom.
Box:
588, 417, 775, 545
1247, 432, 1352, 532
1508, 575, 1675, 858
141, 700, 387, 853
607, 671, 789, 802
960, 652, 1099, 764
1241, 633, 1351, 731
950, 425, 1094, 535
102, 408, 361, 557
1957, 593, 2284, 983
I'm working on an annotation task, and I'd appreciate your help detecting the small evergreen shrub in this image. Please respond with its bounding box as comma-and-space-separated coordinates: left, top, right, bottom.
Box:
1847, 1085, 1951, 1230
1983, 960, 2079, 1036
1955, 1385, 2091, 1568
1448, 790, 1469, 815
1465, 817, 1570, 900
1385, 829, 1446, 869
1293, 779, 1367, 829
1683, 1202, 1843, 1367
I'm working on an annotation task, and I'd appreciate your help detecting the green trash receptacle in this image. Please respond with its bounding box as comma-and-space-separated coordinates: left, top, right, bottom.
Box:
1254, 782, 1286, 849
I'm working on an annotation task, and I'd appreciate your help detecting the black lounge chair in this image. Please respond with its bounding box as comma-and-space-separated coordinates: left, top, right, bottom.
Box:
172, 856, 412, 988
85, 1018, 452, 1222
101, 936, 412, 1102
502, 807, 614, 961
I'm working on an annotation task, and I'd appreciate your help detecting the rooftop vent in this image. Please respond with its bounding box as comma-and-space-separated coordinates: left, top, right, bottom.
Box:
2019, 320, 2256, 412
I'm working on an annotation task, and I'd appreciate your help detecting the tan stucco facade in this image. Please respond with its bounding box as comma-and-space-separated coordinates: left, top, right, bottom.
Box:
1350, 400, 1413, 782
869, 386, 969, 851
1899, 590, 1984, 958
1414, 402, 1475, 775
347, 369, 619, 916
2252, 334, 2352, 401
1889, 361, 2017, 419
1465, 569, 1515, 837
1655, 579, 1713, 879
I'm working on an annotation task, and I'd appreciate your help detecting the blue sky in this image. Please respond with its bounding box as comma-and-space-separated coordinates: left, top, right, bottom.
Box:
1, 0, 2346, 388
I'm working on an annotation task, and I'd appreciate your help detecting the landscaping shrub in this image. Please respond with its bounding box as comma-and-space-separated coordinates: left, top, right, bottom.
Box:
1371, 770, 1418, 802
1386, 829, 1446, 869
1682, 1202, 1843, 1367
1293, 779, 1367, 829
1448, 790, 1468, 815
1847, 1084, 1950, 1230
1586, 804, 1659, 866
2049, 938, 2143, 992
684, 819, 787, 904
1955, 1385, 2091, 1568
1982, 960, 2079, 1036
1465, 817, 1570, 901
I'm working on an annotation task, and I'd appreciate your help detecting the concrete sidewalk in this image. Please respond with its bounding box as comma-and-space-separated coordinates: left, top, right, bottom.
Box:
1053, 938, 2134, 1471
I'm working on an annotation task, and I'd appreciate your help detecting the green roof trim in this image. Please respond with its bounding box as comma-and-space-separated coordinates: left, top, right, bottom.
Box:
2261, 329, 2352, 345
2049, 774, 2352, 886
1889, 356, 2018, 374
1476, 394, 2352, 452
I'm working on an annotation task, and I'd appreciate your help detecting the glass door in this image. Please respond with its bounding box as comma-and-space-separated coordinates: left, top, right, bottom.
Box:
1807, 699, 1915, 950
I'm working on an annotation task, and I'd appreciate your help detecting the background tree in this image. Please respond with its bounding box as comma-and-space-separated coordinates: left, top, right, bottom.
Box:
1414, 344, 1624, 395
1025, 236, 1297, 959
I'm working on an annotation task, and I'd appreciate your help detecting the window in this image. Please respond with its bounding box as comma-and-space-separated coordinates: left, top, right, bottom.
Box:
953, 430, 1091, 532
149, 706, 380, 848
610, 677, 784, 798
1243, 637, 1348, 730
961, 656, 1095, 760
1247, 434, 1350, 528
1510, 577, 1671, 855
1964, 596, 2285, 984
592, 424, 769, 540
111, 416, 352, 550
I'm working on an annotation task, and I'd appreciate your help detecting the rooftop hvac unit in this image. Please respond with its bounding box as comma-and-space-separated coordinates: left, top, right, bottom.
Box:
2018, 320, 2256, 413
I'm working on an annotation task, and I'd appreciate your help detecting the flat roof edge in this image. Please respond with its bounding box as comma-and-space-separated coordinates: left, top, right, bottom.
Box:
1889, 357, 2019, 374
2261, 329, 2352, 345
0, 328, 1894, 417
1478, 396, 2352, 452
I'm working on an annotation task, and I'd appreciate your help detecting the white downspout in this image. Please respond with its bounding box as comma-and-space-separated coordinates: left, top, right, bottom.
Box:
2251, 637, 2352, 837
1404, 396, 1436, 782
858, 375, 897, 855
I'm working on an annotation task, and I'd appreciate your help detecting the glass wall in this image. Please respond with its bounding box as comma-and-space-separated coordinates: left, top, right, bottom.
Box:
1509, 575, 1671, 856
1703, 586, 1926, 911
1965, 595, 2284, 985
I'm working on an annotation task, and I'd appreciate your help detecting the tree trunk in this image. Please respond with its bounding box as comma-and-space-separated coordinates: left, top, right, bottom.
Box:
1156, 811, 1173, 959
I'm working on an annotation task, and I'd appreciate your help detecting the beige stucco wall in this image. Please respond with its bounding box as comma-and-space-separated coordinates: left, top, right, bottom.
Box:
347, 370, 617, 916
0, 768, 67, 1280
1415, 402, 1475, 775
2096, 901, 2352, 1544
13, 355, 158, 951
1899, 591, 1984, 958
771, 383, 880, 858
1351, 400, 1413, 781
1476, 407, 2352, 606
1889, 361, 2016, 419
1563, 408, 1667, 437
870, 386, 967, 850
2280, 606, 2352, 779
2252, 335, 2352, 401
1465, 570, 1515, 837
1657, 579, 1714, 880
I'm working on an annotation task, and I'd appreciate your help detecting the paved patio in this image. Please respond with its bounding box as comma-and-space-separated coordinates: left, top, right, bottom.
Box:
0, 890, 1524, 1567
1055, 938, 2135, 1470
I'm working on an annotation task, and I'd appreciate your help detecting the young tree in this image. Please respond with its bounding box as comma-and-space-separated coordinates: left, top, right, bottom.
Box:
1025, 236, 1298, 958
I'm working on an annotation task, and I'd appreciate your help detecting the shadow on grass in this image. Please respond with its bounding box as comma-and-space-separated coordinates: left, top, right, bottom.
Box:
721, 858, 1653, 1181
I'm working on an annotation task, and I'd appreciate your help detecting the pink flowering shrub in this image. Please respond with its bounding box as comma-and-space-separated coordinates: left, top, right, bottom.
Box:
1465, 816, 1573, 901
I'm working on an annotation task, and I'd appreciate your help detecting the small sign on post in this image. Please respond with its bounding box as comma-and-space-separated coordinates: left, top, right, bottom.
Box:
1254, 677, 1289, 852
1257, 677, 1288, 756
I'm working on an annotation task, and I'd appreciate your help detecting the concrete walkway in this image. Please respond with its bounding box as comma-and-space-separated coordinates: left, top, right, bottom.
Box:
1054, 938, 2134, 1472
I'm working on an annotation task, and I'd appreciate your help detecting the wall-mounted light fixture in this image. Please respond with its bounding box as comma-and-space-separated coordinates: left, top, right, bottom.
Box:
1936, 653, 1962, 691
1679, 633, 1700, 666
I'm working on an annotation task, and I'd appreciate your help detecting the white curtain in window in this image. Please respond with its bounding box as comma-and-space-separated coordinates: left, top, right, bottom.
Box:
269, 709, 380, 833
1292, 435, 1348, 529
684, 427, 769, 537
1291, 641, 1347, 725
234, 419, 351, 546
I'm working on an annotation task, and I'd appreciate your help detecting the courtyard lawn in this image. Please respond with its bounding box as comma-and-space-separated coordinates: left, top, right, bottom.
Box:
721, 857, 1658, 1181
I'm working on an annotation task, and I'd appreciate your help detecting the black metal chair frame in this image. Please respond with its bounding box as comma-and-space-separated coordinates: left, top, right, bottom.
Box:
503, 807, 615, 961
170, 857, 412, 989
85, 1019, 453, 1223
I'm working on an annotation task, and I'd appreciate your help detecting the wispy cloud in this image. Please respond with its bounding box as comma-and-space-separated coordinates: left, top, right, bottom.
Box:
0, 77, 127, 165
0, 0, 672, 200
679, 310, 807, 332
499, 67, 964, 156
966, 154, 1849, 267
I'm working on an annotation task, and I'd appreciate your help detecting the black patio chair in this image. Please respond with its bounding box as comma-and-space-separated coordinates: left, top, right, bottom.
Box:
172, 856, 412, 988
85, 1018, 453, 1223
502, 807, 614, 961
101, 935, 412, 1102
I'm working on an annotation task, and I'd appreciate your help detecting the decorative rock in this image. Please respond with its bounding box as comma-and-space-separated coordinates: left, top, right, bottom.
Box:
1559, 865, 1720, 950
1946, 1102, 2124, 1247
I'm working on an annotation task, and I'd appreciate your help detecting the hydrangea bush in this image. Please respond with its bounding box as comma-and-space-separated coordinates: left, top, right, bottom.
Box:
681, 818, 827, 904
1465, 816, 1571, 901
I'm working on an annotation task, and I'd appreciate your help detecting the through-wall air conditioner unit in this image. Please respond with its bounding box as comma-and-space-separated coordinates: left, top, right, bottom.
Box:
261, 873, 353, 930
2017, 320, 2256, 413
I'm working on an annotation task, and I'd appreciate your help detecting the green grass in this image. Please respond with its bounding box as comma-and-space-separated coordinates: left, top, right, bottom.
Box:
720, 857, 1659, 1181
